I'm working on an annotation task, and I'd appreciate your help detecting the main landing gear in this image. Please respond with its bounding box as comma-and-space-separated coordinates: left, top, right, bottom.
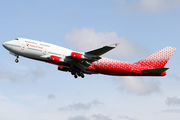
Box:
70, 68, 85, 79
15, 56, 19, 63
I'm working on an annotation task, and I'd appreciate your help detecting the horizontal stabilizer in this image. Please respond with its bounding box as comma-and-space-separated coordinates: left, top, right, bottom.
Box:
142, 68, 169, 74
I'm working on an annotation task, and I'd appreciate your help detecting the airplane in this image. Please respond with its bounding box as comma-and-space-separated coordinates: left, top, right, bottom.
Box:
3, 38, 176, 78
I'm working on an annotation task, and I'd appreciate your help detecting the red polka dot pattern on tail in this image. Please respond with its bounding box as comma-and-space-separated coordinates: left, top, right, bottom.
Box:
135, 46, 176, 69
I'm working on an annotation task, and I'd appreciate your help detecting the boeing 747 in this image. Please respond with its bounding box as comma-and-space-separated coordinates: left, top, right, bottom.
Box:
3, 38, 176, 78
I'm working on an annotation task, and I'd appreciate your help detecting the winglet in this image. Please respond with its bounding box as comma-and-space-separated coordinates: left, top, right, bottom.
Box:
109, 43, 120, 48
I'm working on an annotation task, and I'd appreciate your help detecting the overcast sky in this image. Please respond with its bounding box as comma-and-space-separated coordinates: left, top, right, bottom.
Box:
0, 0, 180, 120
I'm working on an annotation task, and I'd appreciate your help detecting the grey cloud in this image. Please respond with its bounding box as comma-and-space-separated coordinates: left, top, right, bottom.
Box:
48, 94, 56, 99
160, 109, 180, 113
166, 97, 180, 106
119, 115, 138, 120
68, 115, 89, 120
0, 66, 23, 81
173, 74, 180, 81
92, 114, 112, 120
113, 0, 180, 13
0, 65, 45, 82
28, 66, 45, 81
59, 100, 104, 111
65, 28, 149, 60
68, 114, 112, 120
168, 73, 180, 81
114, 77, 160, 95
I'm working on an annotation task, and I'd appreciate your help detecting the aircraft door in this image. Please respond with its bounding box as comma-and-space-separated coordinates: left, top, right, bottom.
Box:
21, 44, 25, 50
43, 49, 47, 55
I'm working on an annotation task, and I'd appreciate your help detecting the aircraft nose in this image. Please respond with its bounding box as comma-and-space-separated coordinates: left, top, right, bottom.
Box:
2, 41, 11, 50
2, 42, 6, 48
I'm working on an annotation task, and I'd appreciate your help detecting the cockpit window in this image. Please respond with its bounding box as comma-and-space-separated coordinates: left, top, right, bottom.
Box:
15, 38, 18, 40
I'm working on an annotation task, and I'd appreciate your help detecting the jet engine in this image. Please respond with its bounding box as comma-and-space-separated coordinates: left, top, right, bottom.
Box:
50, 55, 64, 62
71, 52, 85, 60
58, 66, 68, 72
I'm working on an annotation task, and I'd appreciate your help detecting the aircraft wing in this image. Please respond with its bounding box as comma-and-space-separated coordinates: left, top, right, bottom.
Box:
84, 43, 120, 63
66, 43, 120, 71
85, 43, 120, 56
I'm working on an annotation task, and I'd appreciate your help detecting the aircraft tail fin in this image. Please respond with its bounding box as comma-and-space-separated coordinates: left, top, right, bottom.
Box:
135, 46, 176, 68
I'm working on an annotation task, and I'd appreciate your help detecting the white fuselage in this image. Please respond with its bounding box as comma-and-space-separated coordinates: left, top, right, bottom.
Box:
3, 38, 77, 64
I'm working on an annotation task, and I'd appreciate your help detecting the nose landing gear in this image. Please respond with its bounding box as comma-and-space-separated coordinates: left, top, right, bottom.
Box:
15, 56, 19, 63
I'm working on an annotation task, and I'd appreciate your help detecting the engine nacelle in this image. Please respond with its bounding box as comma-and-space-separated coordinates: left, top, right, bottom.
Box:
71, 52, 85, 60
50, 55, 64, 62
58, 66, 68, 72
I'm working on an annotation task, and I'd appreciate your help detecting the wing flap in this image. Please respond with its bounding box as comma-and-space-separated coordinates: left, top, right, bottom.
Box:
75, 61, 91, 70
141, 68, 169, 74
